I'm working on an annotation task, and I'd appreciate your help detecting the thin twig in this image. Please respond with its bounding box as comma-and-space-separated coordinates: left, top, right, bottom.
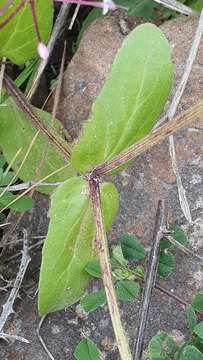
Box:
0, 181, 63, 192
166, 9, 203, 223
37, 316, 55, 360
167, 235, 203, 264
27, 3, 71, 100
4, 239, 44, 263
154, 283, 188, 308
89, 177, 133, 360
153, 0, 195, 15
133, 200, 165, 360
3, 74, 71, 159
0, 230, 30, 336
94, 100, 203, 176
69, 3, 80, 30
0, 332, 29, 343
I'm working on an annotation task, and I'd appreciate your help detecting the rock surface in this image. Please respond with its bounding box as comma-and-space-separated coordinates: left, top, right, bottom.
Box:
0, 13, 203, 360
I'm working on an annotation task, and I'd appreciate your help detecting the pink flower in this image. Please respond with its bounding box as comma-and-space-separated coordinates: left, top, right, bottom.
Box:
37, 43, 49, 60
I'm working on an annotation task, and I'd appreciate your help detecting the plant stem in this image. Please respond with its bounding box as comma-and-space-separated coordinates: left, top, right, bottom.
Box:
89, 177, 133, 360
94, 100, 203, 176
134, 200, 165, 360
3, 74, 71, 160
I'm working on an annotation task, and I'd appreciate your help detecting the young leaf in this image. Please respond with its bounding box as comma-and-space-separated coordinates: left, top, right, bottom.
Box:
112, 244, 128, 267
85, 260, 102, 279
194, 322, 203, 340
157, 251, 175, 278
179, 345, 203, 360
148, 331, 178, 359
186, 305, 198, 332
169, 225, 188, 246
38, 178, 119, 315
74, 338, 100, 360
192, 290, 203, 312
71, 23, 173, 173
0, 191, 34, 212
0, 0, 53, 65
116, 280, 140, 301
80, 289, 106, 313
120, 234, 146, 260
0, 98, 75, 194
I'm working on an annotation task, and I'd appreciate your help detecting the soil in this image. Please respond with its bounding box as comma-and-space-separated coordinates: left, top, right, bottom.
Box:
0, 12, 203, 360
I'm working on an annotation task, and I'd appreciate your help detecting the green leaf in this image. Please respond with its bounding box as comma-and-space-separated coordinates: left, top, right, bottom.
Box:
0, 190, 34, 212
71, 23, 173, 173
0, 171, 15, 186
80, 289, 106, 313
0, 155, 6, 168
120, 234, 146, 260
85, 260, 102, 279
192, 290, 203, 312
194, 322, 203, 340
115, 0, 161, 20
148, 331, 178, 359
74, 338, 100, 360
157, 251, 175, 278
169, 225, 188, 246
0, 0, 53, 65
186, 305, 198, 332
179, 345, 203, 360
0, 98, 75, 194
116, 280, 140, 301
38, 178, 119, 315
112, 244, 128, 267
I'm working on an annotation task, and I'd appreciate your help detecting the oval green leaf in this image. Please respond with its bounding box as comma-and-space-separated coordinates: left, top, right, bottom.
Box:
0, 98, 75, 194
179, 345, 203, 360
74, 338, 100, 360
71, 23, 173, 173
116, 280, 140, 301
0, 0, 53, 65
80, 289, 106, 313
120, 234, 146, 260
38, 178, 119, 315
192, 290, 203, 312
194, 322, 203, 340
148, 331, 178, 359
157, 251, 175, 279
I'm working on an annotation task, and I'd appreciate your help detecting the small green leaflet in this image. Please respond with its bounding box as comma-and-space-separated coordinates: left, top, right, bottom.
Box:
0, 98, 75, 194
157, 251, 175, 278
169, 225, 188, 246
0, 0, 53, 65
194, 322, 203, 340
116, 280, 140, 301
192, 290, 203, 312
120, 234, 146, 260
38, 178, 119, 315
0, 190, 34, 212
85, 260, 102, 279
71, 23, 173, 173
186, 305, 197, 332
148, 331, 178, 359
179, 345, 203, 360
74, 338, 100, 360
112, 244, 128, 267
81, 289, 106, 313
